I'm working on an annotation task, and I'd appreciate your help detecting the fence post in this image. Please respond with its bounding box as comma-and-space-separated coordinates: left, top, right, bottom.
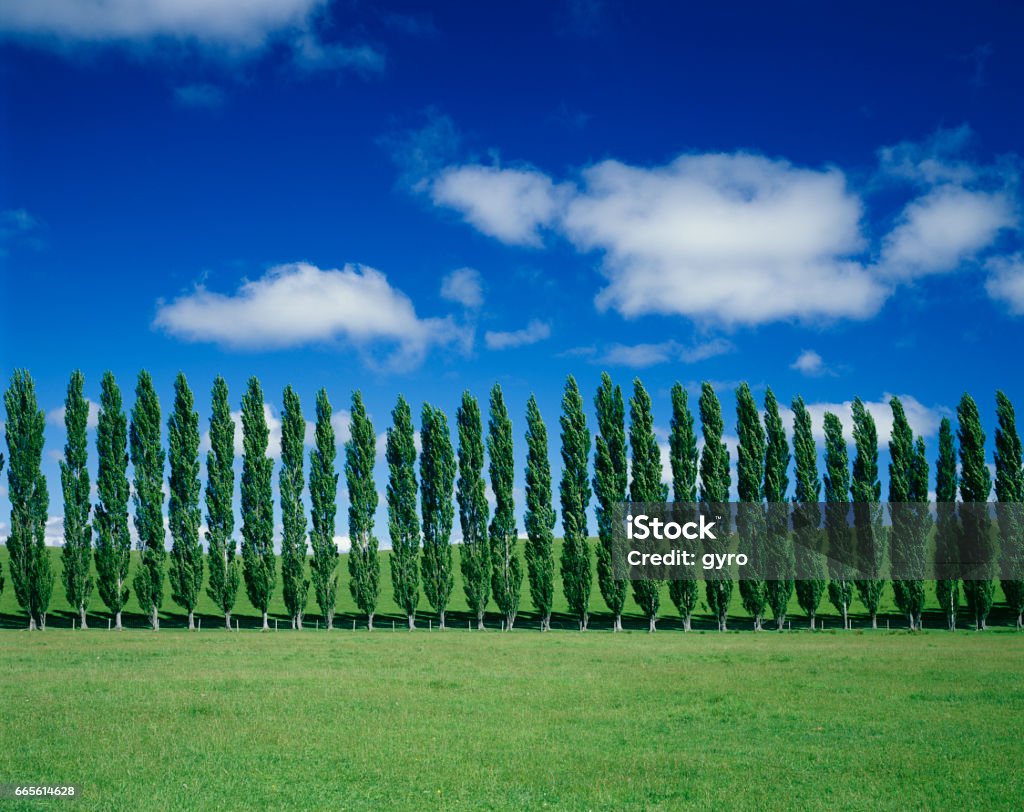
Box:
198, 618, 201, 632
352, 618, 356, 631
317, 620, 319, 631
236, 619, 239, 632
108, 617, 111, 631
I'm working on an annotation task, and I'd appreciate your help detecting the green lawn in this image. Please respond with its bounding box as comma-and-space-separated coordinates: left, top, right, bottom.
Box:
1, 630, 1022, 811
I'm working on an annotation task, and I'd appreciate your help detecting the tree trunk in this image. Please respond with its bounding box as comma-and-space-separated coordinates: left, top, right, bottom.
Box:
407, 614, 415, 630
648, 615, 657, 633
614, 614, 623, 632
297, 614, 303, 631
438, 610, 446, 630
151, 607, 160, 631
542, 613, 550, 632
809, 614, 816, 630
505, 613, 515, 631
842, 605, 848, 630
327, 613, 334, 631
79, 607, 88, 630
367, 613, 375, 631
870, 613, 877, 630
476, 610, 485, 631
187, 610, 195, 631
1017, 611, 1022, 630
262, 610, 269, 631
115, 610, 122, 631
775, 615, 784, 631
682, 615, 691, 632
225, 611, 232, 630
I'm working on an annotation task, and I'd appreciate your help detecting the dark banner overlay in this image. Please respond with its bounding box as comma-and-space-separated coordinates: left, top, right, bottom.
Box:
611, 502, 1024, 582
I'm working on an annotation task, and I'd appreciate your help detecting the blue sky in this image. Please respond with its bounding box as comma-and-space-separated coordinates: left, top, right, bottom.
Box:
2, 1, 1023, 547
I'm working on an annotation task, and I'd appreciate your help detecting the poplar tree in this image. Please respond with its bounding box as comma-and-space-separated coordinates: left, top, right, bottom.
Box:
60, 371, 93, 629
0, 454, 4, 598
792, 396, 825, 629
699, 382, 732, 631
205, 376, 240, 629
420, 403, 455, 628
594, 374, 628, 632
309, 388, 339, 629
347, 391, 380, 629
94, 372, 131, 630
851, 398, 884, 628
629, 377, 667, 632
668, 382, 699, 630
763, 388, 792, 630
934, 417, 960, 631
488, 384, 521, 630
994, 391, 1024, 629
130, 371, 165, 632
457, 391, 491, 629
735, 383, 767, 630
824, 412, 854, 629
168, 372, 203, 630
4, 370, 52, 630
280, 385, 309, 629
241, 377, 275, 631
958, 393, 993, 630
560, 376, 592, 631
888, 397, 928, 630
387, 394, 419, 629
524, 395, 555, 631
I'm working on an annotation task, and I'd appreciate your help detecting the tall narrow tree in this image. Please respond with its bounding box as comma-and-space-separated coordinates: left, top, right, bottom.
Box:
735, 383, 767, 630
934, 417, 960, 631
958, 393, 993, 630
594, 374, 628, 632
168, 372, 203, 630
824, 412, 854, 629
130, 371, 165, 632
4, 370, 52, 630
994, 391, 1024, 629
629, 378, 667, 632
851, 398, 884, 629
488, 384, 521, 631
309, 388, 339, 629
668, 383, 699, 630
0, 454, 4, 598
560, 377, 592, 631
205, 376, 240, 629
763, 388, 792, 630
347, 391, 380, 629
888, 397, 928, 630
94, 372, 131, 630
792, 397, 825, 629
280, 385, 309, 629
699, 382, 732, 631
387, 394, 420, 629
241, 377, 275, 631
524, 395, 555, 631
60, 371, 93, 629
457, 391, 491, 629
420, 403, 455, 628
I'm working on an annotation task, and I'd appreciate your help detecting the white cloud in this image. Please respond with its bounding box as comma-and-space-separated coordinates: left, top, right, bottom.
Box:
985, 254, 1024, 314
47, 399, 100, 430
598, 338, 734, 368
484, 320, 551, 350
790, 349, 834, 377
174, 83, 225, 109
878, 185, 1016, 279
781, 394, 942, 446
290, 33, 384, 74
876, 125, 978, 186
431, 165, 566, 246
440, 267, 484, 309
154, 262, 463, 368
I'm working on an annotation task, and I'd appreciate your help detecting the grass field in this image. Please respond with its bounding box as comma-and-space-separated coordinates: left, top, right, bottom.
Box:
1, 630, 1023, 811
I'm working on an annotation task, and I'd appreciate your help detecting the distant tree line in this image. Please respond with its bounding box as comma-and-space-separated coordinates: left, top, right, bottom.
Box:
3, 369, 1023, 633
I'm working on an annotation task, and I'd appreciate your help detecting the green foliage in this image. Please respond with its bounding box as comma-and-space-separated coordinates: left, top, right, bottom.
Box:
168, 372, 203, 628
667, 382, 699, 629
309, 389, 339, 628
387, 394, 419, 626
792, 396, 825, 628
347, 391, 380, 626
457, 391, 491, 627
4, 369, 52, 629
524, 395, 555, 629
593, 373, 628, 628
94, 372, 131, 626
851, 397, 885, 626
488, 384, 522, 629
205, 376, 240, 625
824, 411, 854, 625
700, 382, 732, 630
629, 378, 667, 630
994, 391, 1024, 628
958, 393, 993, 629
60, 370, 93, 624
887, 397, 928, 629
934, 418, 960, 629
559, 376, 592, 630
280, 385, 309, 628
130, 371, 165, 630
420, 403, 455, 626
241, 377, 275, 627
735, 383, 767, 628
763, 388, 792, 629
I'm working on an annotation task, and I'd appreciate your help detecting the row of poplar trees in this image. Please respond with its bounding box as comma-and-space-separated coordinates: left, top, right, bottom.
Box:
3, 369, 1023, 632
